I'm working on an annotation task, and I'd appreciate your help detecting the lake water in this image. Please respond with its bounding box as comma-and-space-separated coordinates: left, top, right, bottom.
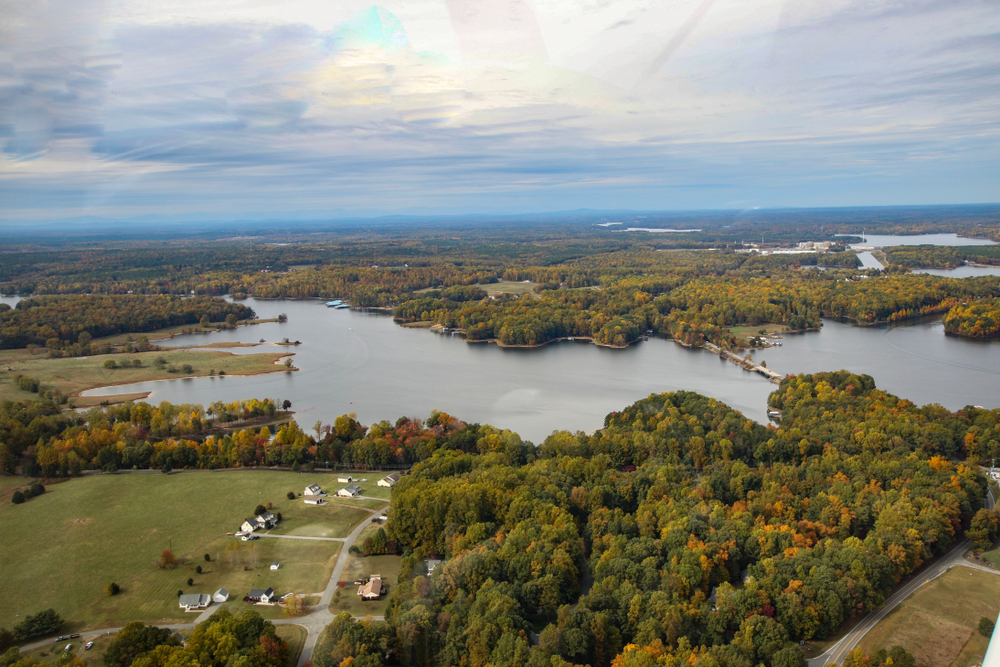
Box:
842, 233, 996, 248
913, 266, 1000, 278
753, 319, 1000, 411
83, 298, 1000, 441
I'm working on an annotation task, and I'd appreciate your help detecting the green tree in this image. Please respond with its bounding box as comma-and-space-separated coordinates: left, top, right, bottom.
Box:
103, 622, 177, 667
980, 616, 996, 638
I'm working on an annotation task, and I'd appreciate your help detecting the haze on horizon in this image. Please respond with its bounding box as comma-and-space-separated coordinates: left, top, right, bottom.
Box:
1, 0, 998, 223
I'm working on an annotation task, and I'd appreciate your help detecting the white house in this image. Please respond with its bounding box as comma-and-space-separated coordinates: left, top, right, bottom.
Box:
179, 593, 210, 611
240, 512, 278, 534
240, 519, 259, 534
304, 494, 325, 505
337, 483, 362, 497
337, 475, 356, 483
304, 483, 322, 496
377, 473, 401, 488
213, 588, 229, 603
248, 587, 275, 603
270, 561, 280, 571
358, 576, 383, 601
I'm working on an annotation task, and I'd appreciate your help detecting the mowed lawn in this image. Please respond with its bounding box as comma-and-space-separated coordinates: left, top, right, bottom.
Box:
859, 567, 1000, 667
0, 471, 379, 631
328, 553, 402, 619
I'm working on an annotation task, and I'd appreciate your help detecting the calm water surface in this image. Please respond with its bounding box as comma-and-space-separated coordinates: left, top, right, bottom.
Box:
842, 233, 996, 248
82, 299, 1000, 440
913, 266, 1000, 278
84, 299, 776, 442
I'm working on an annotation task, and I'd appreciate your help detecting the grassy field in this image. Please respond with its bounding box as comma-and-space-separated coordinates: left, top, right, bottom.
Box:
276, 624, 307, 666
0, 347, 293, 405
729, 324, 790, 339
0, 471, 377, 630
858, 567, 1000, 667
476, 281, 538, 296
17, 629, 119, 666
329, 551, 402, 618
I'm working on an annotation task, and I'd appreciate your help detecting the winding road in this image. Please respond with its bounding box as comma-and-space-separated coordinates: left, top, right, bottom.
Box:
808, 488, 996, 666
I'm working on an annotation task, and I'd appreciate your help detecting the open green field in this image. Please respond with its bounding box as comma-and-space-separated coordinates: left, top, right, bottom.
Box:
328, 522, 401, 618
275, 625, 307, 666
729, 324, 790, 339
268, 504, 372, 538
0, 471, 375, 630
0, 347, 292, 405
477, 281, 538, 295
859, 567, 1000, 667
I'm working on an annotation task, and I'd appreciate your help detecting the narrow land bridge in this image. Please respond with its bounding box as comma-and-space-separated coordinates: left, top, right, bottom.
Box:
701, 341, 783, 384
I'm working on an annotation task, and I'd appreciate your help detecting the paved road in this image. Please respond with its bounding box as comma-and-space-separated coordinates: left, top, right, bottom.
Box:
18, 502, 390, 667
809, 489, 995, 666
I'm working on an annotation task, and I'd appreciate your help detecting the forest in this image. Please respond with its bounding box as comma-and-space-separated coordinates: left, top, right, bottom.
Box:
4, 372, 1000, 666
943, 298, 1000, 338
0, 296, 253, 350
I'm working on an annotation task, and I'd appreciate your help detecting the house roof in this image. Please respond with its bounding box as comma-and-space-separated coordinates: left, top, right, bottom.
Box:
215, 588, 229, 597
305, 484, 321, 492
259, 511, 275, 521
360, 577, 382, 597
249, 587, 274, 598
344, 483, 361, 493
179, 594, 209, 607
384, 473, 401, 481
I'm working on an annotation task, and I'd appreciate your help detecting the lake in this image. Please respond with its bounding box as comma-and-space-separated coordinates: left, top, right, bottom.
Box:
842, 233, 996, 248
913, 266, 1000, 278
83, 298, 1000, 442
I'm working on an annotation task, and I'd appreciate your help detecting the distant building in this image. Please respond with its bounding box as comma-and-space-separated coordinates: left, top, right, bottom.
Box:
337, 483, 362, 497
424, 559, 444, 576
213, 588, 229, 603
377, 473, 401, 488
358, 575, 383, 600
304, 494, 325, 505
304, 484, 323, 496
270, 561, 280, 571
337, 475, 356, 483
179, 593, 210, 611
240, 512, 278, 534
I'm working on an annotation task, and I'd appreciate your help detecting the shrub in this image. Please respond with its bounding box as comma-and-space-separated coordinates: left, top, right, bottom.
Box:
286, 491, 295, 500
276, 512, 282, 522
218, 370, 226, 376
195, 565, 202, 574
11, 491, 24, 505
157, 549, 179, 569
103, 359, 117, 369
106, 583, 121, 596
181, 364, 193, 374
29, 482, 44, 496
12, 609, 63, 641
254, 504, 267, 516
15, 375, 40, 393
980, 616, 996, 638
177, 590, 183, 597
187, 578, 193, 587
204, 554, 211, 562
348, 545, 361, 555
132, 359, 142, 368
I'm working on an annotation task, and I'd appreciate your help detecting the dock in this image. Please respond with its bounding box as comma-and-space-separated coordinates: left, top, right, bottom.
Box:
701, 342, 784, 384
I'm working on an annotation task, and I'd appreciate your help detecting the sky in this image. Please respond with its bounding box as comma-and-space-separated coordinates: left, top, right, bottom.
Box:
1, 0, 998, 222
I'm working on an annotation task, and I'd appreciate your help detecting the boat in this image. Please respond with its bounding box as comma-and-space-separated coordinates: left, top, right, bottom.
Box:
335, 304, 350, 309
325, 300, 343, 307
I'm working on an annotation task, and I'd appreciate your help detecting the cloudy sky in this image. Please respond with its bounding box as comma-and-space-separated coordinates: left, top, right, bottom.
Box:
1, 0, 998, 221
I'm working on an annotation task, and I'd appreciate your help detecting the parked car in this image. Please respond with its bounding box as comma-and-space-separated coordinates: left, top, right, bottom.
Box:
69, 634, 80, 639
64, 644, 72, 652
85, 642, 94, 650
56, 636, 68, 643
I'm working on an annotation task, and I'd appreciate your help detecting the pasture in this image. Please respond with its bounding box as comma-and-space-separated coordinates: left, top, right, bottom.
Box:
0, 470, 382, 630
858, 567, 1000, 667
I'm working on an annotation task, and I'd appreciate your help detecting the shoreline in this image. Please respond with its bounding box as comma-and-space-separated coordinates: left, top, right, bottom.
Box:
78, 353, 297, 400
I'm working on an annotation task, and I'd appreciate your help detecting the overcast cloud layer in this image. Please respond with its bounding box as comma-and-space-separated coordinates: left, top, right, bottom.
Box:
1, 0, 998, 221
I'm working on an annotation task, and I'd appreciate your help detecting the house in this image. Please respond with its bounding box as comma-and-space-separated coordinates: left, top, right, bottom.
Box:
423, 559, 443, 576
179, 593, 211, 611
213, 588, 229, 603
304, 483, 323, 496
377, 473, 401, 488
240, 512, 278, 534
248, 587, 275, 603
304, 494, 325, 505
337, 483, 362, 497
358, 575, 383, 601
337, 475, 356, 483
270, 561, 280, 571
